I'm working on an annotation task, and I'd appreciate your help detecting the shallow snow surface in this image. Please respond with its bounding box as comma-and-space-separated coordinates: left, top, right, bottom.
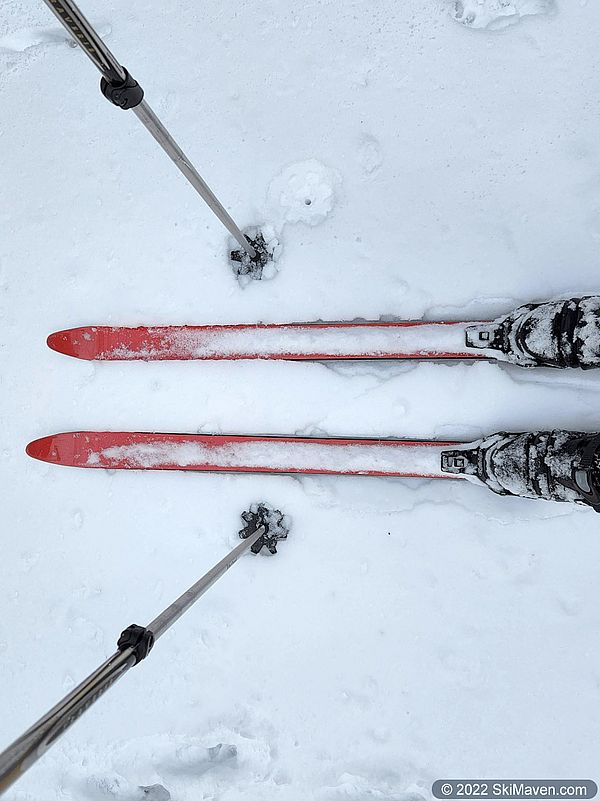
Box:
2, 0, 600, 799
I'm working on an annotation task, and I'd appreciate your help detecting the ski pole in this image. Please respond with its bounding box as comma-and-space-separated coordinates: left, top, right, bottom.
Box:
0, 507, 287, 795
40, 0, 256, 258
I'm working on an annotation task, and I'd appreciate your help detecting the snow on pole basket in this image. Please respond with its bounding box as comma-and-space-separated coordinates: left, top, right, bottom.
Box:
239, 503, 290, 554
229, 225, 280, 284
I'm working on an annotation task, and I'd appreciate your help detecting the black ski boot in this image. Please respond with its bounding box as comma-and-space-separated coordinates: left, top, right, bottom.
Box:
465, 296, 600, 368
441, 430, 600, 510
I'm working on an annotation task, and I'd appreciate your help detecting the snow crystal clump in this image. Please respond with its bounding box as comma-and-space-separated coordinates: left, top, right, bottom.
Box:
229, 224, 281, 287
267, 159, 341, 226
450, 0, 554, 30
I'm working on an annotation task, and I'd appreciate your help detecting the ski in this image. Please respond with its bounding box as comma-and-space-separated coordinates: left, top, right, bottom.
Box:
26, 432, 457, 479
26, 430, 600, 510
47, 321, 482, 362
46, 297, 600, 368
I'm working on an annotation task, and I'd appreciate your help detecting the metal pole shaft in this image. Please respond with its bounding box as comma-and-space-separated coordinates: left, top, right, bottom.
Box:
40, 0, 256, 258
41, 0, 124, 80
0, 650, 135, 795
148, 524, 264, 639
132, 101, 256, 256
0, 525, 264, 796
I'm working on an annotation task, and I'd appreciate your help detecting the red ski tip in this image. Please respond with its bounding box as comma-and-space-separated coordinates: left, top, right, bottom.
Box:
26, 433, 85, 466
27, 435, 61, 464
47, 328, 98, 360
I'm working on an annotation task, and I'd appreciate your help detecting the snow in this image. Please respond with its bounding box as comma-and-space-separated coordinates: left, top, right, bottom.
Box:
88, 436, 454, 477
450, 0, 555, 30
2, 0, 600, 799
266, 159, 341, 227
91, 322, 483, 360
577, 296, 600, 367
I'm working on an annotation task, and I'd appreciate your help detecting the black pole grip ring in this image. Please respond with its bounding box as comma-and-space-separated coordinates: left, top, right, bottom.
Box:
117, 624, 155, 664
100, 67, 144, 109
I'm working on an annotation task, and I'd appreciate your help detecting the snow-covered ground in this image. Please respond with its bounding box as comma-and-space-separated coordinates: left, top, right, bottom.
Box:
2, 0, 600, 798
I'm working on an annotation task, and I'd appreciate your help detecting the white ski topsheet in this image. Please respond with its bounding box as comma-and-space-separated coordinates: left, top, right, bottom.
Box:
86, 436, 464, 478
108, 321, 488, 360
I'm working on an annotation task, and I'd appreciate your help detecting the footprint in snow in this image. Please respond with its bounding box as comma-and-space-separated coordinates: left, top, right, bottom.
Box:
450, 0, 554, 30
83, 774, 171, 800
171, 741, 238, 774
357, 135, 383, 176
0, 22, 111, 53
318, 772, 425, 800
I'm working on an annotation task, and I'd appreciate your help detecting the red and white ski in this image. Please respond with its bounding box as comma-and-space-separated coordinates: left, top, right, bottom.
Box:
47, 321, 483, 362
45, 296, 600, 369
26, 431, 460, 479
26, 429, 600, 510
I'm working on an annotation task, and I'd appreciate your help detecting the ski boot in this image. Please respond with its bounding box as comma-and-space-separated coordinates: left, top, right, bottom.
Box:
465, 296, 600, 368
441, 430, 600, 510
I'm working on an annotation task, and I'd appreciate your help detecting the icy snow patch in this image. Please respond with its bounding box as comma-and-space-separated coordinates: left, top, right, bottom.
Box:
267, 159, 341, 226
450, 0, 554, 30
